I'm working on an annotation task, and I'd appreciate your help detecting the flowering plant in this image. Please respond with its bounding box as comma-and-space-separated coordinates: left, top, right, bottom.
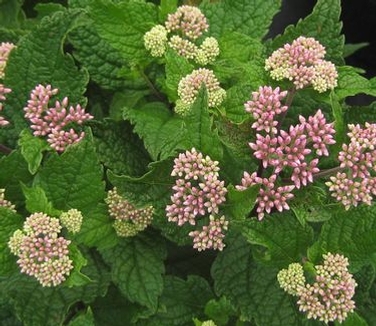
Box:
1, 0, 376, 325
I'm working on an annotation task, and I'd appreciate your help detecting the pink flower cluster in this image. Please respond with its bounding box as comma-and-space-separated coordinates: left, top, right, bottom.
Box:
144, 6, 219, 65
106, 187, 154, 237
278, 253, 357, 324
297, 253, 357, 324
23, 84, 93, 152
326, 123, 376, 209
8, 212, 73, 287
0, 42, 16, 126
0, 188, 16, 212
166, 148, 228, 251
238, 86, 335, 219
265, 36, 338, 92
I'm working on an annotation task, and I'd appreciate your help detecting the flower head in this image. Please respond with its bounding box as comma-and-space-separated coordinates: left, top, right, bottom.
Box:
0, 188, 16, 212
297, 253, 357, 324
8, 212, 73, 287
265, 36, 337, 92
195, 37, 220, 65
106, 187, 154, 237
144, 25, 168, 57
0, 84, 11, 126
23, 84, 93, 152
168, 35, 199, 60
0, 42, 16, 79
177, 68, 225, 113
277, 263, 306, 296
60, 209, 83, 234
165, 5, 208, 40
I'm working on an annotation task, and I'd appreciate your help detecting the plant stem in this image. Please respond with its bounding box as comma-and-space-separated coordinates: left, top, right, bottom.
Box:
0, 144, 12, 154
312, 165, 345, 180
138, 67, 165, 102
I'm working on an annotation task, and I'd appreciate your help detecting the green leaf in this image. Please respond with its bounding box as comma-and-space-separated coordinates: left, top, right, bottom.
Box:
35, 131, 105, 214
107, 158, 174, 210
223, 184, 259, 221
270, 0, 344, 65
65, 244, 91, 288
212, 233, 301, 324
145, 275, 214, 326
343, 42, 369, 58
75, 203, 118, 250
21, 184, 62, 216
0, 207, 23, 276
124, 102, 190, 161
204, 296, 235, 326
200, 0, 281, 40
91, 119, 151, 176
240, 211, 314, 267
340, 312, 368, 326
68, 307, 95, 326
307, 205, 376, 272
159, 0, 178, 21
0, 0, 24, 28
330, 91, 345, 152
335, 66, 376, 100
1, 9, 89, 146
18, 129, 50, 175
89, 0, 158, 65
100, 233, 166, 311
0, 150, 33, 207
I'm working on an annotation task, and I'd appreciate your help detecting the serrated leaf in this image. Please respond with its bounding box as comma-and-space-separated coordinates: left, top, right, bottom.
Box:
336, 66, 376, 100
307, 205, 376, 272
68, 307, 95, 326
0, 207, 23, 276
270, 0, 344, 65
223, 184, 259, 221
1, 9, 89, 146
144, 275, 214, 326
107, 158, 174, 210
100, 233, 166, 311
340, 312, 368, 326
89, 0, 158, 65
65, 244, 91, 288
330, 91, 345, 151
18, 129, 50, 175
204, 296, 234, 326
75, 203, 118, 250
200, 0, 281, 40
91, 119, 151, 176
21, 184, 61, 216
239, 211, 314, 267
35, 131, 105, 214
211, 232, 302, 324
124, 102, 189, 161
343, 42, 369, 58
159, 0, 178, 21
0, 0, 23, 28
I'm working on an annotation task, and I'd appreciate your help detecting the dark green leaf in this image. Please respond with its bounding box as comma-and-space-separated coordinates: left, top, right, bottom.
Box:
68, 307, 95, 326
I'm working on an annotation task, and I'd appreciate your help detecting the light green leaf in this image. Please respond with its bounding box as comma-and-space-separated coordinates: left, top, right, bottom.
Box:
336, 66, 376, 100
240, 211, 314, 267
68, 307, 95, 326
18, 129, 50, 175
159, 0, 178, 21
1, 9, 89, 146
200, 0, 281, 40
270, 0, 344, 65
65, 244, 91, 288
89, 0, 158, 65
35, 131, 105, 214
21, 184, 61, 217
307, 205, 376, 272
340, 312, 368, 326
100, 233, 166, 311
145, 275, 214, 326
0, 207, 23, 276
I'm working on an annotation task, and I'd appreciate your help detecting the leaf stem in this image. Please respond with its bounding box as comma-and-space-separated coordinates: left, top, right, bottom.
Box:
138, 67, 165, 102
0, 143, 12, 155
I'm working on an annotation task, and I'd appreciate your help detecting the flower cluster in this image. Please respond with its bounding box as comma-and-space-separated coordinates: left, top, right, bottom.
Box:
265, 36, 338, 92
278, 254, 356, 323
238, 86, 335, 219
8, 212, 73, 287
176, 68, 226, 115
326, 123, 376, 209
0, 188, 16, 212
0, 42, 16, 127
60, 208, 83, 234
23, 84, 93, 152
105, 187, 154, 237
166, 148, 228, 251
144, 5, 219, 65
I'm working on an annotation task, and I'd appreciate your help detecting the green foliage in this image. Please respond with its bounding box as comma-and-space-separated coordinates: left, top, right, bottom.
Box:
0, 0, 375, 325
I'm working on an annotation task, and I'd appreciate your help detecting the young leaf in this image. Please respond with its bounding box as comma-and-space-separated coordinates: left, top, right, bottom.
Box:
99, 232, 166, 312
18, 129, 49, 175
34, 131, 105, 214
239, 211, 314, 267
200, 0, 281, 40
270, 0, 344, 65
